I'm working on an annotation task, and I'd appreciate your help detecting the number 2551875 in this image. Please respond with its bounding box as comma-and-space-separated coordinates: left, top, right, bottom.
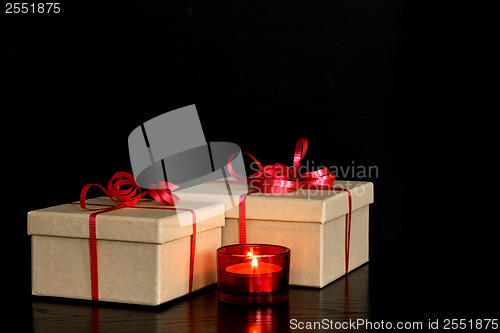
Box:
5, 3, 61, 14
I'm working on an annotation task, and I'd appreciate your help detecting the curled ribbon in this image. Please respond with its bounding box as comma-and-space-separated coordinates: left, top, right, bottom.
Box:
80, 171, 179, 210
80, 172, 190, 301
229, 138, 335, 193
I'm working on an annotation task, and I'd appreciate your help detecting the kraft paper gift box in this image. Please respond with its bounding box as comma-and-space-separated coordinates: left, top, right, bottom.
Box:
176, 180, 374, 288
28, 196, 225, 306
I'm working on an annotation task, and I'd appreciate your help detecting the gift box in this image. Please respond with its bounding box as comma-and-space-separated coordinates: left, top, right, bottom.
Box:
176, 180, 374, 288
28, 196, 225, 305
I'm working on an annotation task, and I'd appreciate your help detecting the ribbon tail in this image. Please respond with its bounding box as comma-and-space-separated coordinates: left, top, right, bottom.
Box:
238, 194, 248, 244
332, 187, 352, 275
89, 212, 99, 301
176, 209, 198, 294
345, 189, 352, 275
87, 204, 124, 301
189, 219, 196, 293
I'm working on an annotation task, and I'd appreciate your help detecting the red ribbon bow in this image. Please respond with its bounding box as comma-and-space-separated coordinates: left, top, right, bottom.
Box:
80, 171, 179, 210
229, 138, 335, 193
80, 172, 196, 301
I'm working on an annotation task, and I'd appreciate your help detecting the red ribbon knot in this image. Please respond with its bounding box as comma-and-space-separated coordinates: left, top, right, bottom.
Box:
229, 138, 336, 193
80, 171, 179, 210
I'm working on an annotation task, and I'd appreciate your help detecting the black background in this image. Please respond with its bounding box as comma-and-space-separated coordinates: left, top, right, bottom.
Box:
2, 0, 497, 330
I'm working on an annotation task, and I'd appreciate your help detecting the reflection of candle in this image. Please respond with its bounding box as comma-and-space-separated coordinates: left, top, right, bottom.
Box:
225, 252, 283, 294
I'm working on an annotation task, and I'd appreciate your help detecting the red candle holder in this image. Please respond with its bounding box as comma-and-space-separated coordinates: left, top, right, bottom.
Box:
217, 244, 290, 305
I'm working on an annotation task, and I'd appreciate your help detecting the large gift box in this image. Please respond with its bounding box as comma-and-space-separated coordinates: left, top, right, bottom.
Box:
28, 196, 225, 305
177, 180, 374, 288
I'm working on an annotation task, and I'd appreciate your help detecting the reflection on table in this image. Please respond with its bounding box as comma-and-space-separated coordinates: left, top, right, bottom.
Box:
32, 264, 370, 333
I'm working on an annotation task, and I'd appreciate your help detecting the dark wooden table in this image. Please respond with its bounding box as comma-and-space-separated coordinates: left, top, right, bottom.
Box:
31, 265, 370, 333
27, 244, 500, 332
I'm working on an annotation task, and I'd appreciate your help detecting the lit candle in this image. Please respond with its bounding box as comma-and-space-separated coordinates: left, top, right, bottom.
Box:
217, 244, 290, 304
225, 251, 283, 294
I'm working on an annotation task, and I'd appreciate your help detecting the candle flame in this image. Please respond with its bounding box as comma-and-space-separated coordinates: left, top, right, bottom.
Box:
248, 251, 258, 271
251, 258, 258, 269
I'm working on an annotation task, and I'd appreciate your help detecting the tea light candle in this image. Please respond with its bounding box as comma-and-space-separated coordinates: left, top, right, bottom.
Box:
217, 244, 290, 305
225, 251, 283, 294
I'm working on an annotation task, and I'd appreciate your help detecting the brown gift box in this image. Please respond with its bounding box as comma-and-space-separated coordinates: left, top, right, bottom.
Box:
28, 196, 225, 305
177, 180, 374, 288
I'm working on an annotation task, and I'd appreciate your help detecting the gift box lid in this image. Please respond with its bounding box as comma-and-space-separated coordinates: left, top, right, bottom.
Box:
28, 197, 225, 244
176, 180, 373, 223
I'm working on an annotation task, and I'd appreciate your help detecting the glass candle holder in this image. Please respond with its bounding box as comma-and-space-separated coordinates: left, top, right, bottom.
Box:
217, 244, 290, 305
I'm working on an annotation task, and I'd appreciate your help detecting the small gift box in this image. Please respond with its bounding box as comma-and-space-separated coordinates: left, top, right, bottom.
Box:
176, 139, 374, 288
28, 193, 225, 306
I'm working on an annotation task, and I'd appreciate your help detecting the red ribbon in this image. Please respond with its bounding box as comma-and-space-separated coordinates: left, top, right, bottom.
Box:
229, 138, 335, 193
230, 139, 353, 274
79, 171, 197, 301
